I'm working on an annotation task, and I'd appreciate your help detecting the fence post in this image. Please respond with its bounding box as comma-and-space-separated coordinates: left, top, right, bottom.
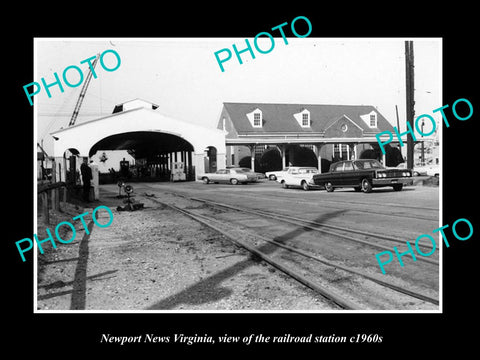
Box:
42, 191, 49, 224
51, 188, 58, 211
61, 186, 67, 210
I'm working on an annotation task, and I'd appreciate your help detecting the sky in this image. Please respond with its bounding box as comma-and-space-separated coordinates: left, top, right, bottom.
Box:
34, 38, 442, 155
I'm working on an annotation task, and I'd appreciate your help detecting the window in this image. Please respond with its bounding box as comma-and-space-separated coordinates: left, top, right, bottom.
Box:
333, 144, 349, 161
248, 108, 263, 128
344, 161, 353, 171
302, 113, 309, 126
294, 109, 310, 127
333, 163, 344, 172
254, 112, 261, 127
333, 144, 341, 160
353, 161, 364, 170
370, 114, 376, 127
360, 160, 384, 169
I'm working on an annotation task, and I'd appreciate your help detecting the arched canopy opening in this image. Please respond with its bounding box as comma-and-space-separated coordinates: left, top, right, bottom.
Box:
64, 148, 80, 158
89, 131, 195, 182
50, 104, 227, 182
204, 146, 217, 173
89, 131, 194, 158
62, 148, 82, 184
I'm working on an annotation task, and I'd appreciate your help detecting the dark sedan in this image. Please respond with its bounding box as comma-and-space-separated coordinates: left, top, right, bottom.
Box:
312, 159, 413, 193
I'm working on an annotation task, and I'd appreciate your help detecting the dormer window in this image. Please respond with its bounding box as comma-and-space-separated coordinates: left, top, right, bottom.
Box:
294, 109, 310, 128
247, 108, 263, 128
360, 110, 378, 128
254, 112, 261, 127
302, 113, 309, 126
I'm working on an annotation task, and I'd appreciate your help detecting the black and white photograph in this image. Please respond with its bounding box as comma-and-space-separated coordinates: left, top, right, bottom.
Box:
32, 37, 442, 313
7, 7, 479, 354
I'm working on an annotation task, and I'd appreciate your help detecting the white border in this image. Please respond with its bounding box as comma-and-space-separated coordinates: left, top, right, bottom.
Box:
33, 37, 442, 314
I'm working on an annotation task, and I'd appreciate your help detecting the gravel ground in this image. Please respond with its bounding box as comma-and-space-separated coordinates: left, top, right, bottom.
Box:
36, 190, 336, 311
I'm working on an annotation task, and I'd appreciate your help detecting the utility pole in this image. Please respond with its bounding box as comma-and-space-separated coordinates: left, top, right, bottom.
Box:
395, 104, 400, 131
405, 41, 415, 169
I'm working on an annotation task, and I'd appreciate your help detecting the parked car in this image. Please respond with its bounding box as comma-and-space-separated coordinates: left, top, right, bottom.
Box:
253, 171, 267, 180
413, 164, 440, 177
395, 163, 419, 176
396, 163, 440, 177
265, 167, 290, 181
227, 166, 265, 180
312, 159, 413, 193
280, 167, 320, 191
197, 167, 259, 185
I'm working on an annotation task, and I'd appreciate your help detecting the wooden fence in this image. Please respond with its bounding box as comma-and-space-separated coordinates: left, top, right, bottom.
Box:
37, 181, 68, 225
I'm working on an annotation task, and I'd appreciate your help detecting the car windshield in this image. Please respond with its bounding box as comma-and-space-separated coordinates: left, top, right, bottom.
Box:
354, 160, 384, 170
299, 168, 317, 174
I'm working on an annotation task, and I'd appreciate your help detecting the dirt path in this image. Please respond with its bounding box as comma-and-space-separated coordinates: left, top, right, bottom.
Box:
37, 189, 334, 311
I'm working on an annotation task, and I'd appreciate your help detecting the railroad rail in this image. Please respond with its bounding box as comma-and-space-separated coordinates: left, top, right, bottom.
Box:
140, 190, 439, 310
178, 194, 439, 266
221, 191, 439, 222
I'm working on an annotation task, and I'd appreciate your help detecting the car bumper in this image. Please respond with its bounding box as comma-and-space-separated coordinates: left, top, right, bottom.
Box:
372, 178, 413, 186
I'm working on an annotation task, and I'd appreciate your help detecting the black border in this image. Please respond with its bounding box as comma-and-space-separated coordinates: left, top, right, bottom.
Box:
7, 6, 479, 354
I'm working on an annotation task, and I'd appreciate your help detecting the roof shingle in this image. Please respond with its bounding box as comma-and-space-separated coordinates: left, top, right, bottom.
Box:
222, 102, 394, 134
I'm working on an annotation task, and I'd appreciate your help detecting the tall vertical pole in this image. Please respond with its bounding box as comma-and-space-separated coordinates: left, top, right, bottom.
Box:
405, 41, 415, 169
395, 105, 402, 160
395, 105, 400, 132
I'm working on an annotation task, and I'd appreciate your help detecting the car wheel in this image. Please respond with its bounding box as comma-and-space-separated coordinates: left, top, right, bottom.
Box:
202, 177, 209, 184
301, 181, 310, 191
269, 174, 277, 181
230, 178, 239, 185
282, 181, 289, 189
325, 182, 334, 192
393, 184, 403, 191
361, 178, 372, 193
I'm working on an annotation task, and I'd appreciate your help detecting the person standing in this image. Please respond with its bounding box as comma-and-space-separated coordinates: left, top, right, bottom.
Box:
80, 158, 93, 202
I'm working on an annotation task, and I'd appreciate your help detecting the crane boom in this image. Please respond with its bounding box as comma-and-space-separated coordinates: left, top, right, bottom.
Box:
68, 53, 100, 126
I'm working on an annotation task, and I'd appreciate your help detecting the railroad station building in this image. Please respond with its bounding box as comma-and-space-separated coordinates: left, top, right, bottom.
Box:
48, 99, 406, 194
50, 99, 226, 188
217, 102, 403, 173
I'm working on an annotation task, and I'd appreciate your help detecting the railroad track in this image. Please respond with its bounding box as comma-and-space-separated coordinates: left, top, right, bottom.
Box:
250, 189, 439, 212
217, 191, 439, 222
140, 190, 439, 310
179, 194, 439, 265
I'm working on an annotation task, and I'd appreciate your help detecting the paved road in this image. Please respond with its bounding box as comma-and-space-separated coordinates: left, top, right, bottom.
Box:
126, 180, 440, 243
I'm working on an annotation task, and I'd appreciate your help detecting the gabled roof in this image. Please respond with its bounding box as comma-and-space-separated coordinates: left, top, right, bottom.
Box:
112, 98, 159, 114
222, 102, 394, 134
